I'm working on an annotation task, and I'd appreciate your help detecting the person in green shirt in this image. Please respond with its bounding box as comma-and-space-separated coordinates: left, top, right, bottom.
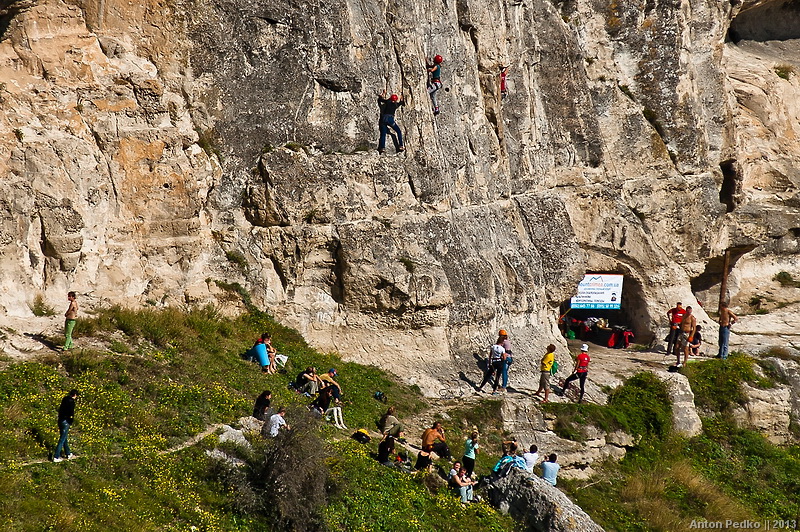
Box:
534, 344, 556, 402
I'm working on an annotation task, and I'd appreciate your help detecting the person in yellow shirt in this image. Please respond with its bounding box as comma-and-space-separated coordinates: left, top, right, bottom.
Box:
534, 344, 556, 402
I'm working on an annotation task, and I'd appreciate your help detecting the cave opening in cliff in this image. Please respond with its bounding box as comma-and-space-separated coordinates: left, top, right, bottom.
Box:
719, 158, 738, 213
559, 273, 653, 348
728, 0, 800, 42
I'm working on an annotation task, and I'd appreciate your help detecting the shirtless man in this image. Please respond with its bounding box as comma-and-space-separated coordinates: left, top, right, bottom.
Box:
717, 302, 738, 360
63, 291, 78, 350
676, 306, 696, 368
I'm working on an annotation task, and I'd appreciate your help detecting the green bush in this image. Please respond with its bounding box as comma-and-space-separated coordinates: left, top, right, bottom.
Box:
29, 294, 55, 317
545, 372, 671, 442
683, 354, 771, 412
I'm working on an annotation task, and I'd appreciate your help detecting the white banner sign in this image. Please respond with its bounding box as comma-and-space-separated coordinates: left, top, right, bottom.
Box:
571, 274, 624, 309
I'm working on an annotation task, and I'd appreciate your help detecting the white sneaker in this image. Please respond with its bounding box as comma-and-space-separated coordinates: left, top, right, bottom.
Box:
53, 457, 63, 463
67, 454, 76, 460
676, 363, 683, 368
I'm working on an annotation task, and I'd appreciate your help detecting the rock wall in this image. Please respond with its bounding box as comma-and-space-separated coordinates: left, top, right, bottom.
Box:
1, 0, 799, 392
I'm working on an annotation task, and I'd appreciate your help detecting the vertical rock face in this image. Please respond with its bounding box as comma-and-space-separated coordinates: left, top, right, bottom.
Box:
1, 0, 799, 391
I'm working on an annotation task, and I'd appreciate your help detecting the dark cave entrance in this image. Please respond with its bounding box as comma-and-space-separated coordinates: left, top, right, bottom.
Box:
729, 0, 800, 42
559, 273, 654, 348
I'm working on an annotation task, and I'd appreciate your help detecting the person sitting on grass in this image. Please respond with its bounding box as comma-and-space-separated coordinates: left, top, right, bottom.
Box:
266, 407, 290, 437
421, 421, 451, 459
448, 461, 463, 486
379, 406, 405, 440
453, 467, 477, 504
378, 435, 396, 465
252, 390, 272, 421
319, 368, 342, 400
294, 367, 321, 396
309, 386, 347, 429
415, 450, 433, 471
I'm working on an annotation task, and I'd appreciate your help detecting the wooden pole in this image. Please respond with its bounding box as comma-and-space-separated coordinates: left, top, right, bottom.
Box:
718, 249, 731, 311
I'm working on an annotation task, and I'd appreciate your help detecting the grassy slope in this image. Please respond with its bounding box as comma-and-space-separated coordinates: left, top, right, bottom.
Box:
0, 307, 513, 531
556, 354, 800, 531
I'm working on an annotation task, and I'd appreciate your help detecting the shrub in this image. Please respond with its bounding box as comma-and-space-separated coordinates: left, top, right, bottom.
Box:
683, 354, 770, 412
224, 250, 248, 270
545, 372, 671, 442
29, 294, 55, 317
775, 64, 794, 80
773, 271, 800, 287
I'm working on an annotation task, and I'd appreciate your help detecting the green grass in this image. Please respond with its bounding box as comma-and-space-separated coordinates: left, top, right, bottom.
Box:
0, 307, 431, 530
683, 353, 772, 412
775, 64, 794, 80
324, 440, 515, 532
563, 356, 800, 529
224, 250, 248, 270
689, 417, 800, 519
773, 271, 800, 287
544, 372, 671, 442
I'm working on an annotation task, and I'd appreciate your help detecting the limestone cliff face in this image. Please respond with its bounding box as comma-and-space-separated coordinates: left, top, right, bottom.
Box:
1, 0, 799, 392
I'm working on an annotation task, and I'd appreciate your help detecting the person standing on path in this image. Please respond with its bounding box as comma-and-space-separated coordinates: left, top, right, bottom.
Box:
665, 302, 685, 359
53, 389, 79, 462
717, 302, 738, 360
477, 341, 505, 394
498, 329, 513, 392
676, 306, 697, 368
63, 291, 78, 350
562, 343, 590, 403
376, 91, 405, 154
534, 344, 556, 402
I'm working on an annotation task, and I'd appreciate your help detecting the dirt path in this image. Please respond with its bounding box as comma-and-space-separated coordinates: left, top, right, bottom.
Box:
12, 423, 227, 468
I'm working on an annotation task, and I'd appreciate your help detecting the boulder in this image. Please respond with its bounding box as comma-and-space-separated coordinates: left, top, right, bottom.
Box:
484, 468, 604, 532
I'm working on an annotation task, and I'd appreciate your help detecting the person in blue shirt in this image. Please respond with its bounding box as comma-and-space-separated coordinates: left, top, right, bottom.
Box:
541, 453, 560, 486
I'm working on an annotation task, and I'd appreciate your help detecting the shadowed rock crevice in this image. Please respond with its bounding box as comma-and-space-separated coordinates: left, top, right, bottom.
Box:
719, 158, 740, 213
729, 0, 800, 42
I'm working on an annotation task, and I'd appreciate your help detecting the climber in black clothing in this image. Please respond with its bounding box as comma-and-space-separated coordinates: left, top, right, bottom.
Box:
377, 90, 405, 154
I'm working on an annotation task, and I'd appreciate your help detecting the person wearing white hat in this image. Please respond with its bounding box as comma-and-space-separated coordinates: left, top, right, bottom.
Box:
562, 344, 590, 403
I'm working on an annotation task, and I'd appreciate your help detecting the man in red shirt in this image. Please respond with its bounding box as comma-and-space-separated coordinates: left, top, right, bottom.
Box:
665, 302, 685, 358
561, 344, 590, 403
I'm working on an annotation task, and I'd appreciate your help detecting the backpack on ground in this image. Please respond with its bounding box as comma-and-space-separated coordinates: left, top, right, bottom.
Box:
351, 429, 371, 444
